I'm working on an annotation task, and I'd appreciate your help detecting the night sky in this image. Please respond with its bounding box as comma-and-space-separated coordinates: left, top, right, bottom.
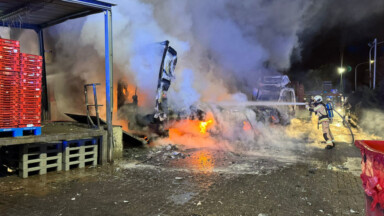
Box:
289, 1, 384, 93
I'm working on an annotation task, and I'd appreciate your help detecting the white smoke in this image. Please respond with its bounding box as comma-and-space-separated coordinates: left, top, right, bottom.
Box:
0, 27, 10, 39
66, 0, 313, 111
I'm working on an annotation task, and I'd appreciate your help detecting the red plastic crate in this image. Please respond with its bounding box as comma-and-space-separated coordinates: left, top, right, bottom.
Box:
19, 120, 41, 124
19, 97, 40, 102
20, 56, 42, 60
21, 79, 41, 83
0, 50, 19, 54
0, 65, 21, 71
21, 70, 42, 76
20, 59, 43, 65
0, 116, 19, 120
18, 106, 41, 113
20, 53, 42, 60
20, 89, 41, 94
0, 55, 20, 62
21, 79, 40, 83
0, 61, 20, 66
19, 116, 41, 121
0, 124, 18, 129
20, 62, 42, 68
0, 39, 20, 47
21, 64, 41, 69
19, 96, 40, 101
0, 84, 20, 87
0, 46, 19, 53
0, 119, 18, 122
0, 70, 20, 75
21, 74, 41, 80
19, 101, 41, 106
0, 113, 19, 116
21, 87, 41, 92
0, 78, 20, 83
0, 94, 19, 99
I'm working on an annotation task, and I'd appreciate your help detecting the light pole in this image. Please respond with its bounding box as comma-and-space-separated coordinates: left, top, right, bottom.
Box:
368, 39, 384, 89
355, 60, 374, 91
338, 67, 346, 93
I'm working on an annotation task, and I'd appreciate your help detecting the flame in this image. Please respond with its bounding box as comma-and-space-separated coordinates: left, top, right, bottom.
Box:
243, 121, 252, 131
199, 120, 213, 134
164, 113, 230, 150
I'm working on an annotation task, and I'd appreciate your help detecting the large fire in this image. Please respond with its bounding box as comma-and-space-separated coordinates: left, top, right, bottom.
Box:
165, 113, 227, 150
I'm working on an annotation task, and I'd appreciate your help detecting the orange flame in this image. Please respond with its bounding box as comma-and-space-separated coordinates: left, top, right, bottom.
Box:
199, 120, 213, 134
243, 121, 252, 131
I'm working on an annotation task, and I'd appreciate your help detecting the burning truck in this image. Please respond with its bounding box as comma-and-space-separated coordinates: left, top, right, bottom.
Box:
251, 75, 297, 125
116, 42, 298, 144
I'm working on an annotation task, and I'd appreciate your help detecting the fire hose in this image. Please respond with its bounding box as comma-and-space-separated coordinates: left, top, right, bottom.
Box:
333, 109, 355, 145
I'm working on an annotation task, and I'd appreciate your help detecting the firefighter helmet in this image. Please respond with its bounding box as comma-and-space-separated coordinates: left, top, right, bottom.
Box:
314, 95, 323, 103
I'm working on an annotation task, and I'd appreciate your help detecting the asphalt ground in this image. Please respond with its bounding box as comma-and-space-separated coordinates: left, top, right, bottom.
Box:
0, 113, 379, 216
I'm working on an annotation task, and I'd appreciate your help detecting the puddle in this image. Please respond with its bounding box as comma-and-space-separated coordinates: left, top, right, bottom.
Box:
168, 192, 196, 205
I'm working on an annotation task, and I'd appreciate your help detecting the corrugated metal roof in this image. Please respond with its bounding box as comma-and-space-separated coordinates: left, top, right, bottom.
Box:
0, 0, 114, 30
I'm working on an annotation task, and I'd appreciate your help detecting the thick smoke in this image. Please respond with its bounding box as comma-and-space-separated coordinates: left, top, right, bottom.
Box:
62, 0, 313, 112
359, 109, 384, 137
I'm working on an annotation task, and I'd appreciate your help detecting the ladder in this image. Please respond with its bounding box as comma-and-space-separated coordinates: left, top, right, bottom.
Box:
84, 83, 103, 129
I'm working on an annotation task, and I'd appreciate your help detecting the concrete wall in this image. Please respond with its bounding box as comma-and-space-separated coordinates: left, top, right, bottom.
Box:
112, 126, 123, 160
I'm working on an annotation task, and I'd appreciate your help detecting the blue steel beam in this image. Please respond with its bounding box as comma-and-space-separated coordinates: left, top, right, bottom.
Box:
0, 22, 40, 31
104, 9, 113, 162
62, 0, 114, 10
38, 29, 49, 121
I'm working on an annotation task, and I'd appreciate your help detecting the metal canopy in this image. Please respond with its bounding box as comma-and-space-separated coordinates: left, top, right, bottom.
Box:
0, 0, 114, 30
0, 0, 115, 162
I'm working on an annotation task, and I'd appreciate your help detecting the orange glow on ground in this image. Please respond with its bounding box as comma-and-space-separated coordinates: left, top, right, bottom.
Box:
191, 150, 214, 172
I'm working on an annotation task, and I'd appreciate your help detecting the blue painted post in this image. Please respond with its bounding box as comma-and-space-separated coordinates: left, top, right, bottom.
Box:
38, 29, 49, 121
104, 9, 114, 162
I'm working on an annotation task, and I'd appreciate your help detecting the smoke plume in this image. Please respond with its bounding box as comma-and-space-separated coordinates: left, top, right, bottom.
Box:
45, 0, 312, 114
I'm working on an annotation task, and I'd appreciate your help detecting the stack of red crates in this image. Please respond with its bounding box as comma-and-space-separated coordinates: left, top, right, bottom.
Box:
0, 39, 21, 129
19, 53, 42, 127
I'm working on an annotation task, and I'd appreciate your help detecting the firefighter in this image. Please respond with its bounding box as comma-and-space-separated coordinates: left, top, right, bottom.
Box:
306, 95, 335, 149
154, 46, 177, 121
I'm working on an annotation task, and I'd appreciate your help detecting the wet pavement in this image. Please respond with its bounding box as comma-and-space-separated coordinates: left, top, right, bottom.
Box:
0, 114, 380, 216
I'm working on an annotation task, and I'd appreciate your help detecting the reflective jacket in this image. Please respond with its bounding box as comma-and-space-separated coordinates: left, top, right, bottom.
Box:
310, 103, 329, 123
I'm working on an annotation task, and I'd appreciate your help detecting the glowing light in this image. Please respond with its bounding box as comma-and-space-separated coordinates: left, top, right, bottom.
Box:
370, 60, 375, 64
199, 120, 213, 134
338, 67, 346, 74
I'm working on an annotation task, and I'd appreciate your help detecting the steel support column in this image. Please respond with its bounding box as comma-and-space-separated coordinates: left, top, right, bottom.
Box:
104, 9, 113, 162
38, 29, 49, 121
373, 38, 377, 90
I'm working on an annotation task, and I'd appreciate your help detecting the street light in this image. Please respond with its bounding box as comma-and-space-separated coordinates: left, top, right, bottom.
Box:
368, 39, 384, 89
338, 67, 346, 74
354, 61, 374, 91
338, 67, 346, 93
